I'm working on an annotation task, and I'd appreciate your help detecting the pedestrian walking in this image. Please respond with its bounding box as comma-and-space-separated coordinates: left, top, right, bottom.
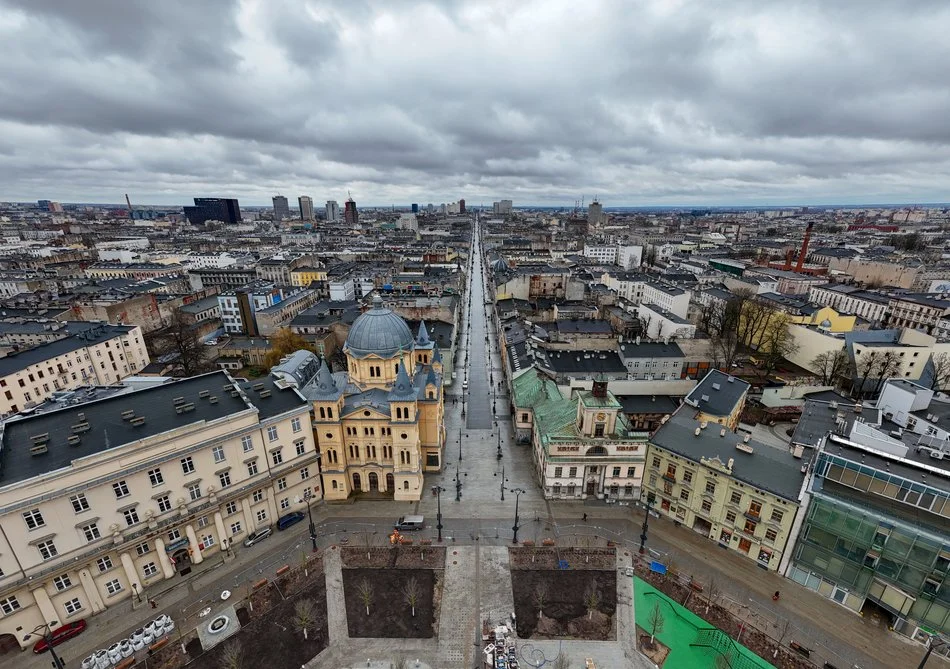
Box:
149, 599, 157, 609
583, 513, 588, 522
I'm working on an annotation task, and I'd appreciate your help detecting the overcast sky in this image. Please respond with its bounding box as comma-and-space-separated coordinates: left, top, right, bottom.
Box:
1, 0, 949, 207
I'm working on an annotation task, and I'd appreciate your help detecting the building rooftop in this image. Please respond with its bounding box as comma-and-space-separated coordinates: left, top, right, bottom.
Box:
617, 395, 681, 414
684, 369, 749, 418
0, 322, 137, 377
651, 410, 806, 501
618, 341, 685, 359
0, 371, 306, 487
538, 349, 627, 376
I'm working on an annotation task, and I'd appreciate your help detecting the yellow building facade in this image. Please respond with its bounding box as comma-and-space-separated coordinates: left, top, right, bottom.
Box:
289, 266, 328, 287
271, 296, 445, 502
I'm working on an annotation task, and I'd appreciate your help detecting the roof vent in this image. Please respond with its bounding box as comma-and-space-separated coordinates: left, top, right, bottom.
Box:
727, 376, 735, 383
67, 435, 81, 446
209, 396, 218, 404
694, 427, 701, 436
173, 396, 186, 406
700, 421, 708, 429
720, 428, 726, 437
252, 382, 265, 391
230, 390, 240, 398
77, 412, 85, 421
198, 390, 210, 398
130, 416, 146, 426
743, 434, 751, 443
121, 409, 135, 420
854, 405, 863, 413
30, 443, 48, 456
30, 432, 50, 444
176, 402, 196, 414
701, 394, 710, 402
71, 422, 90, 433
712, 383, 721, 391
736, 442, 754, 454
259, 389, 272, 398
829, 401, 838, 409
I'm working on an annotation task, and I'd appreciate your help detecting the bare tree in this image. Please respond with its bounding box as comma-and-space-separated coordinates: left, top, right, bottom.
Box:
356, 578, 374, 616
402, 577, 422, 617
145, 310, 214, 377
760, 315, 799, 376
648, 601, 665, 646
774, 618, 793, 658
293, 598, 317, 640
584, 587, 601, 620
738, 299, 772, 349
705, 576, 721, 614
533, 582, 549, 618
929, 352, 950, 391
854, 351, 878, 398
218, 640, 243, 669
871, 351, 902, 396
811, 350, 851, 386
706, 294, 749, 368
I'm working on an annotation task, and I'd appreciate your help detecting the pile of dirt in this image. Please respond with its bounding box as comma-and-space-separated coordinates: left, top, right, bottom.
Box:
567, 609, 612, 640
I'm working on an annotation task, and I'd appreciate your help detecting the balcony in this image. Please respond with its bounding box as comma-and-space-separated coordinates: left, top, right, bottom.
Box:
744, 510, 761, 522
661, 472, 677, 483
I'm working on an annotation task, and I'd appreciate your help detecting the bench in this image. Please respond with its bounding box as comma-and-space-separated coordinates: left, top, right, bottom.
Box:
790, 641, 812, 658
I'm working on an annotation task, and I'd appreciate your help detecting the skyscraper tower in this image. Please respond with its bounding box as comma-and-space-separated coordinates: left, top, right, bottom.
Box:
298, 195, 314, 221
325, 200, 340, 222
459, 199, 466, 214
588, 199, 604, 226
344, 197, 359, 226
272, 195, 290, 221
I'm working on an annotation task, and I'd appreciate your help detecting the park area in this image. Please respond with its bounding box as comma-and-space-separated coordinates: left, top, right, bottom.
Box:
340, 545, 445, 638
146, 554, 328, 669
509, 546, 617, 640
635, 577, 773, 669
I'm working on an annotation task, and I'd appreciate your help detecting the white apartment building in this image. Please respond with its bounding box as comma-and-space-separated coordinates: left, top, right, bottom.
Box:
600, 271, 646, 303
185, 253, 239, 269
0, 323, 149, 417
642, 280, 691, 319
583, 244, 618, 264
808, 284, 889, 324
617, 245, 643, 270
637, 303, 697, 341
0, 371, 318, 650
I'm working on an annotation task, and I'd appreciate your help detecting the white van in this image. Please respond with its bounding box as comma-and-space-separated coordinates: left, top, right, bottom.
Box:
395, 515, 425, 531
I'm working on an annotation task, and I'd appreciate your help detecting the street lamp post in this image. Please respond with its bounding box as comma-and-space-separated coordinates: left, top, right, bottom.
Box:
497, 430, 502, 460
509, 488, 526, 543
639, 492, 656, 555
498, 465, 506, 501
132, 582, 141, 603
454, 463, 464, 502
918, 634, 948, 668
303, 489, 317, 552
459, 427, 463, 461
24, 623, 65, 669
432, 486, 445, 542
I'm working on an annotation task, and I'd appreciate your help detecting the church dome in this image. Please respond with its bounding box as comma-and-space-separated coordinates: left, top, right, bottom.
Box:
344, 295, 415, 359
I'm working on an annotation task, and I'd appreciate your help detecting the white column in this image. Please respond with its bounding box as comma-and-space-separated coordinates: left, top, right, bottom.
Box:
119, 552, 142, 599
78, 567, 106, 613
184, 524, 204, 565
153, 537, 176, 579
214, 512, 228, 552
30, 586, 58, 627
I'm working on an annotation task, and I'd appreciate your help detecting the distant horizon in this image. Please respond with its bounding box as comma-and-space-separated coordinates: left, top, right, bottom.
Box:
5, 198, 950, 212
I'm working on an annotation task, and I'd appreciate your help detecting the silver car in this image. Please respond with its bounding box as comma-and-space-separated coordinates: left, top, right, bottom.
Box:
243, 527, 272, 547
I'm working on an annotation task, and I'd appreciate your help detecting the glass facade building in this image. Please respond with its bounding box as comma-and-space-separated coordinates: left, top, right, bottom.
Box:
788, 441, 950, 643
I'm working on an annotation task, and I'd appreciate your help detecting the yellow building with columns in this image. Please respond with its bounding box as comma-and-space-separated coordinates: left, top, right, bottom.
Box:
272, 295, 446, 502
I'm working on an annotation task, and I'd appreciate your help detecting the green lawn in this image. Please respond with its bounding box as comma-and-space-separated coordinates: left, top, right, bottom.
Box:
634, 577, 774, 669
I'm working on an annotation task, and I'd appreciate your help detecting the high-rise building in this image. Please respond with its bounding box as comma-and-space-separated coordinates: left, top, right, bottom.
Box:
344, 197, 358, 226
326, 200, 340, 222
492, 200, 513, 215
588, 200, 604, 226
411, 203, 419, 214
298, 195, 314, 221
458, 199, 466, 214
183, 198, 241, 225
272, 195, 290, 221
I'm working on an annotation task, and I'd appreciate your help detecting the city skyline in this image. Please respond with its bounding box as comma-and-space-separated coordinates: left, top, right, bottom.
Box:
1, 1, 949, 205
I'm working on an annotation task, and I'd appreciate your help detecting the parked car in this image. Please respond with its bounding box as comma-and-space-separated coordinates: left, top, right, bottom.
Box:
32, 620, 87, 653
244, 527, 272, 546
395, 515, 425, 531
277, 511, 306, 530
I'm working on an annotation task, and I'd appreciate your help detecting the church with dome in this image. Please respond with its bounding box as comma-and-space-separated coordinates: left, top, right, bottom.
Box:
270, 295, 445, 501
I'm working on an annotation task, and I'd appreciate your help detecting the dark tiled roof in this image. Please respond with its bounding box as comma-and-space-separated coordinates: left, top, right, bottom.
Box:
651, 411, 806, 501
0, 372, 306, 486
685, 369, 749, 417
0, 323, 136, 377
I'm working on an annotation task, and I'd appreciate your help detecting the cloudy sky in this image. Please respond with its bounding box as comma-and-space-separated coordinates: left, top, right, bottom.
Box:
1, 0, 949, 207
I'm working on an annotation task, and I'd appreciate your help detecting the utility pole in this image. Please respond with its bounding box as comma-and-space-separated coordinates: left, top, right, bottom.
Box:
432, 486, 445, 542
509, 488, 526, 543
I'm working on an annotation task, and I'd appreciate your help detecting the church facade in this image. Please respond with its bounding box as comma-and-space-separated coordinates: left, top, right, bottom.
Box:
271, 296, 445, 501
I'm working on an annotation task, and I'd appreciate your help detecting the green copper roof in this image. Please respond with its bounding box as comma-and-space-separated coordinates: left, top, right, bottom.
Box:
512, 371, 562, 409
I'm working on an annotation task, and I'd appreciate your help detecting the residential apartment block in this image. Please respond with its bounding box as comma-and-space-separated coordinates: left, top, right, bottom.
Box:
0, 322, 149, 416
645, 410, 806, 571
0, 371, 317, 649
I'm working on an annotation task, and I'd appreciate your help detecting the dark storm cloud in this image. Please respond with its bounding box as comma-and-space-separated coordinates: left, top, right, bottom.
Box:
0, 0, 949, 205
